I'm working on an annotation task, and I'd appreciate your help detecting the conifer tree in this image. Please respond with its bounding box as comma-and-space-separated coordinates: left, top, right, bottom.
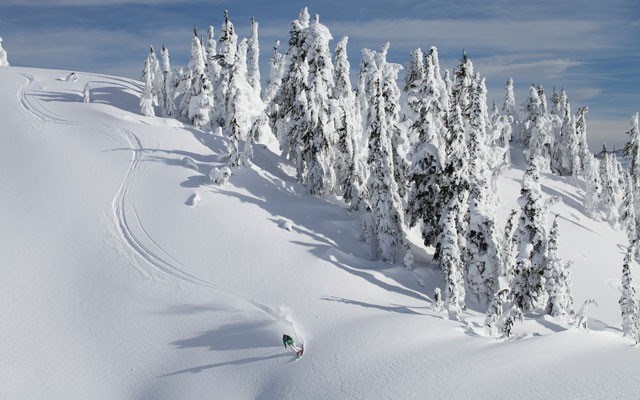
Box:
620, 172, 639, 255
620, 245, 640, 342
451, 50, 474, 122
272, 8, 311, 178
404, 47, 425, 121
575, 106, 591, 175
512, 159, 549, 312
502, 78, 520, 141
179, 29, 206, 119
583, 153, 602, 219
83, 83, 91, 103
302, 14, 336, 195
0, 36, 9, 66
140, 58, 157, 117
224, 39, 254, 167
553, 96, 580, 176
501, 209, 518, 285
263, 40, 285, 106
374, 43, 410, 200
212, 10, 239, 128
333, 36, 364, 207
439, 201, 466, 319
600, 153, 624, 226
465, 76, 502, 304
485, 288, 510, 336
545, 216, 574, 317
407, 112, 443, 249
160, 45, 177, 117
362, 63, 407, 263
624, 113, 640, 234
247, 17, 262, 99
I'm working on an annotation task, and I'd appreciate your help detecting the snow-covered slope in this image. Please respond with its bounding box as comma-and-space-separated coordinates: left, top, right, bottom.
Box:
2, 66, 639, 399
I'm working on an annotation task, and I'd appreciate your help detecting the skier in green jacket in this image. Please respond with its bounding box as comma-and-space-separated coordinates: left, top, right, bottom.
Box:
282, 334, 303, 356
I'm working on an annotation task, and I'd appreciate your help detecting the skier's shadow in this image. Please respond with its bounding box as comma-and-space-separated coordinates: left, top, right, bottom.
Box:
159, 352, 290, 377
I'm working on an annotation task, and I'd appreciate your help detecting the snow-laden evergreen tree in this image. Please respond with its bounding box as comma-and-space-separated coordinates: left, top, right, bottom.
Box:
440, 203, 466, 319
377, 43, 409, 201
272, 8, 310, 177
437, 105, 470, 263
0, 37, 9, 66
247, 17, 261, 100
619, 245, 640, 342
362, 63, 407, 263
485, 288, 510, 336
432, 287, 444, 312
599, 152, 624, 226
179, 29, 206, 119
333, 36, 364, 208
434, 105, 469, 317
407, 112, 443, 249
522, 85, 554, 168
224, 38, 254, 167
426, 47, 450, 117
148, 47, 164, 112
301, 14, 336, 195
465, 75, 502, 304
140, 58, 157, 117
512, 158, 549, 313
185, 30, 213, 128
263, 40, 285, 106
552, 95, 580, 176
160, 45, 177, 117
403, 47, 424, 123
451, 50, 474, 122
502, 78, 521, 142
620, 172, 639, 256
212, 10, 239, 128
205, 26, 217, 68
544, 215, 574, 317
501, 209, 518, 286
624, 113, 640, 236
83, 83, 91, 103
575, 106, 591, 175
583, 152, 602, 219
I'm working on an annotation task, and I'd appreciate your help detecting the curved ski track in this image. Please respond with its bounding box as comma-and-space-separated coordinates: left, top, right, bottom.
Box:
15, 73, 300, 337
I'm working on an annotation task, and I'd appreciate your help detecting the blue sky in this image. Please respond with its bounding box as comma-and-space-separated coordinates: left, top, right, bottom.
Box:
1, 0, 638, 150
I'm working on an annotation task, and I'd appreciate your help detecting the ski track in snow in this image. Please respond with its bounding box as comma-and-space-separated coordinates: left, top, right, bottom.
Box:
15, 73, 304, 344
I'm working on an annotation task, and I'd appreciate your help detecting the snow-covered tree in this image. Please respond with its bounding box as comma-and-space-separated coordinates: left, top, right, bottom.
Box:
224, 39, 254, 167
512, 158, 549, 313
272, 8, 311, 177
450, 50, 474, 122
619, 245, 640, 342
407, 112, 444, 249
502, 78, 521, 142
544, 215, 574, 317
432, 287, 444, 312
599, 153, 624, 226
552, 96, 580, 176
179, 29, 206, 119
376, 43, 409, 200
501, 209, 518, 285
404, 48, 425, 120
83, 83, 91, 103
263, 40, 285, 107
624, 113, 640, 235
160, 45, 177, 117
485, 288, 510, 336
575, 106, 591, 175
247, 17, 262, 100
0, 37, 9, 66
362, 62, 407, 263
439, 201, 466, 319
212, 10, 239, 128
301, 14, 336, 195
140, 58, 157, 117
621, 172, 639, 255
465, 75, 502, 304
333, 36, 364, 207
583, 152, 602, 219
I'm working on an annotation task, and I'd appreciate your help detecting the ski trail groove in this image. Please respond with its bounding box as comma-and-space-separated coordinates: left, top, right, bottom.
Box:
111, 125, 299, 337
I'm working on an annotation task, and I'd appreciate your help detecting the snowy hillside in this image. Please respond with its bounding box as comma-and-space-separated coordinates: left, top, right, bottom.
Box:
2, 66, 640, 399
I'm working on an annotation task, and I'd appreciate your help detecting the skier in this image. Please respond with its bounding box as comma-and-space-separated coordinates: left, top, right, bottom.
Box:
282, 334, 303, 357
